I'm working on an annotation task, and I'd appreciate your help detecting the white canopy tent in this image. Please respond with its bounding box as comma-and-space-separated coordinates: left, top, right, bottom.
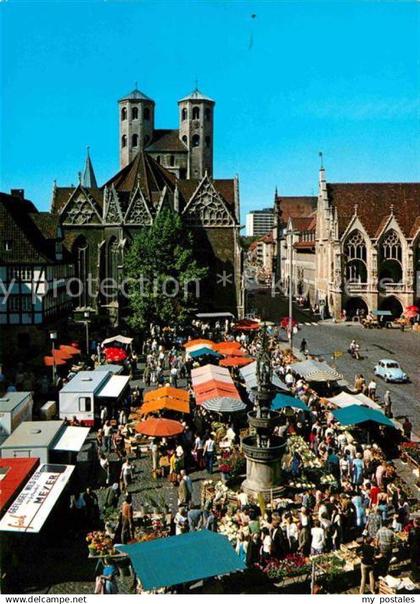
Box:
291, 359, 342, 382
327, 391, 383, 411
102, 335, 133, 347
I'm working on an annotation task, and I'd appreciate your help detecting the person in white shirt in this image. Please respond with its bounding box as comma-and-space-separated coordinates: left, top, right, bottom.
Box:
120, 458, 133, 489
285, 514, 299, 552
311, 520, 325, 555
260, 527, 272, 563
203, 434, 215, 473
237, 491, 249, 509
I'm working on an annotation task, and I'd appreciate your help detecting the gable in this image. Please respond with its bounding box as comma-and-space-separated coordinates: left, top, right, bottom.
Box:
182, 178, 235, 227
103, 187, 123, 224
60, 188, 102, 225
124, 186, 153, 225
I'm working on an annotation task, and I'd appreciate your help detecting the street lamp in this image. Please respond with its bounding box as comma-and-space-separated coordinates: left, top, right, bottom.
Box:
83, 310, 90, 357
49, 330, 58, 385
286, 223, 297, 350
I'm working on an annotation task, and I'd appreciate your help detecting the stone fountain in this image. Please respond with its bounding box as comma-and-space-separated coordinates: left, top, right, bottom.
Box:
241, 326, 286, 499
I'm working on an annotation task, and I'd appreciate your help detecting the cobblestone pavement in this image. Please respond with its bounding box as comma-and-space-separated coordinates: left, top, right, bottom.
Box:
12, 369, 215, 595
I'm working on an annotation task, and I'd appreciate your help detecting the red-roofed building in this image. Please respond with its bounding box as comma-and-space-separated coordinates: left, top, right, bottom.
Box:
315, 168, 420, 318
0, 458, 39, 516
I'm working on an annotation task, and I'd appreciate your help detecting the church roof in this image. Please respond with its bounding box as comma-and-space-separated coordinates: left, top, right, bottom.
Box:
104, 151, 177, 203
327, 183, 420, 238
119, 88, 154, 102
82, 148, 98, 188
51, 186, 103, 214
146, 129, 188, 153
178, 88, 215, 103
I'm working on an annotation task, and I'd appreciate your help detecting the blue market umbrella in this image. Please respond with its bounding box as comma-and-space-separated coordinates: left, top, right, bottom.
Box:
271, 393, 309, 412
189, 347, 222, 359
332, 404, 395, 428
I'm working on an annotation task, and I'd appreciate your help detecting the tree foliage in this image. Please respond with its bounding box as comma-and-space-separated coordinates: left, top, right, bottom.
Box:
124, 210, 208, 330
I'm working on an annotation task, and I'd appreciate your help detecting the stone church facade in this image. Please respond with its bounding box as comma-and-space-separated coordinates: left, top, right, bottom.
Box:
51, 88, 242, 325
315, 167, 420, 319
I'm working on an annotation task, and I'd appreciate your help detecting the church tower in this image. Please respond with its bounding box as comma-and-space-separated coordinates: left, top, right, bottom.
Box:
119, 87, 155, 168
178, 88, 214, 179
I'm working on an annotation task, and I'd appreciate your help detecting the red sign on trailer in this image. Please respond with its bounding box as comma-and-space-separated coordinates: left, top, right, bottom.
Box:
0, 458, 39, 516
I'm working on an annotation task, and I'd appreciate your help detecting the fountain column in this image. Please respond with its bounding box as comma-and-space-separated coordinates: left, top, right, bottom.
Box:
241, 327, 286, 499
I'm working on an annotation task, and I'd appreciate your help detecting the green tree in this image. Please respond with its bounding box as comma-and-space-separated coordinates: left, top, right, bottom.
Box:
124, 210, 208, 330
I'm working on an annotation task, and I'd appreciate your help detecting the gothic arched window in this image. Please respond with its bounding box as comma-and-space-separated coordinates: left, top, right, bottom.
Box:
192, 134, 200, 147
182, 108, 187, 121
344, 230, 367, 282
205, 107, 211, 120
121, 134, 127, 148
121, 107, 127, 121
132, 106, 139, 120
132, 134, 139, 147
143, 107, 150, 120
379, 230, 403, 282
182, 135, 188, 146
192, 106, 200, 120
382, 230, 402, 262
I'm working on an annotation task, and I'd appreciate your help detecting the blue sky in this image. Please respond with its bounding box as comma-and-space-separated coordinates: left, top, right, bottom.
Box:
1, 0, 419, 223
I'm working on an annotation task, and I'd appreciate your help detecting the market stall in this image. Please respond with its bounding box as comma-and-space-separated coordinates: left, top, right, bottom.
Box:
115, 530, 246, 592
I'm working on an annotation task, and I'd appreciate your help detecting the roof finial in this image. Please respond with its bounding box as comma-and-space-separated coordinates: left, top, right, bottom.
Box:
86, 145, 90, 156
78, 171, 82, 185
354, 203, 358, 215
194, 77, 199, 91
319, 151, 324, 169
390, 203, 394, 214
135, 81, 138, 90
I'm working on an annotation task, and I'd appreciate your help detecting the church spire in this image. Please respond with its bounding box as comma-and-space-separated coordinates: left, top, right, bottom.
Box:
82, 146, 98, 188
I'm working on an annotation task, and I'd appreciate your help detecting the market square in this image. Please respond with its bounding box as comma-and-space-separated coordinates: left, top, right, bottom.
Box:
0, 0, 419, 598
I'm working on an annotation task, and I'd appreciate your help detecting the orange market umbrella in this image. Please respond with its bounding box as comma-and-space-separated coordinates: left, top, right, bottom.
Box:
135, 417, 184, 437
220, 356, 254, 367
213, 341, 242, 352
140, 397, 190, 416
44, 356, 67, 367
183, 339, 215, 349
221, 348, 248, 357
59, 344, 81, 356
52, 349, 73, 361
194, 379, 238, 396
144, 386, 189, 403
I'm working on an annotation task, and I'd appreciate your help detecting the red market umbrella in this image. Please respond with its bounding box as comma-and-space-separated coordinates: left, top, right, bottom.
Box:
404, 310, 418, 319
134, 417, 184, 437
219, 356, 254, 368
233, 319, 260, 331
280, 317, 298, 329
59, 344, 81, 356
44, 356, 66, 367
405, 305, 419, 313
104, 347, 128, 363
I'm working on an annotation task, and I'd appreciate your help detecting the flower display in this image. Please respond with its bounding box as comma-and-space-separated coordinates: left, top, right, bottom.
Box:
86, 531, 117, 557
258, 553, 311, 581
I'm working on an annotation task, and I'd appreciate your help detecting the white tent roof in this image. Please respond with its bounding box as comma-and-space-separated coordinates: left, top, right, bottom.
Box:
191, 365, 230, 377
327, 391, 383, 411
291, 359, 342, 382
53, 426, 90, 452
102, 335, 133, 346
97, 375, 130, 398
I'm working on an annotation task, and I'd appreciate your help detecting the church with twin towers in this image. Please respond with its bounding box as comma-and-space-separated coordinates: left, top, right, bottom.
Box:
51, 86, 243, 324
119, 86, 214, 179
